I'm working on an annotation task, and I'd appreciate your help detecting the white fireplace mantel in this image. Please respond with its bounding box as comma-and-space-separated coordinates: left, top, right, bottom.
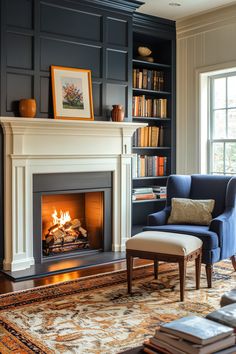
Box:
0, 117, 146, 271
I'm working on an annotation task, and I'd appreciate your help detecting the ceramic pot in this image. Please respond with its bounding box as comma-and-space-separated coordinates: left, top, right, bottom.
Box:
19, 99, 36, 118
111, 105, 124, 122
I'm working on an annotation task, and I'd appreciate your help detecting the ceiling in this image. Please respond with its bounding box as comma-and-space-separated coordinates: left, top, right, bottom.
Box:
136, 0, 236, 21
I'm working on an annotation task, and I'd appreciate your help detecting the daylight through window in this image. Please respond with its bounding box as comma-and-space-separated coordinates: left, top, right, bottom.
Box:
209, 72, 236, 175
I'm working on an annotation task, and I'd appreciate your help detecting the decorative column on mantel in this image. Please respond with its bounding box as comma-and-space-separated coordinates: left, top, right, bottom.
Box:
0, 117, 146, 271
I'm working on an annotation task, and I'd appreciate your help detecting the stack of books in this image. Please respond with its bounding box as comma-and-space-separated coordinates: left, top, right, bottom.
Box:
132, 187, 156, 201
152, 186, 167, 199
143, 316, 236, 354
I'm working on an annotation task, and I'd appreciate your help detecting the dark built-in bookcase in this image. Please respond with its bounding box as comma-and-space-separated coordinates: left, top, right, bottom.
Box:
132, 14, 176, 235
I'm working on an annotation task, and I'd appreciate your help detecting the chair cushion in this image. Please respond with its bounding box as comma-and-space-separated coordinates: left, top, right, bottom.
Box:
126, 231, 202, 256
143, 225, 219, 250
167, 198, 215, 226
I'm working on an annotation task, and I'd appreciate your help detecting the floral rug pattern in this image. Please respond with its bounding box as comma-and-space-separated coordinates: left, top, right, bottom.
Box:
0, 261, 235, 353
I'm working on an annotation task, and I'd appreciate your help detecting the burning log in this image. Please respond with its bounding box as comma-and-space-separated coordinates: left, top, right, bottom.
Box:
44, 214, 89, 256
78, 226, 87, 237
64, 221, 72, 230
48, 224, 59, 233
71, 219, 81, 229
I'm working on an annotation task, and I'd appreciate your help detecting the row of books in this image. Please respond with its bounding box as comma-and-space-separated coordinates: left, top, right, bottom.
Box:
133, 96, 167, 118
133, 126, 164, 148
133, 68, 165, 91
132, 155, 167, 178
143, 304, 236, 354
132, 186, 166, 201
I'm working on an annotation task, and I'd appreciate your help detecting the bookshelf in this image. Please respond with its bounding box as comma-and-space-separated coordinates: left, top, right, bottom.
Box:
132, 14, 176, 235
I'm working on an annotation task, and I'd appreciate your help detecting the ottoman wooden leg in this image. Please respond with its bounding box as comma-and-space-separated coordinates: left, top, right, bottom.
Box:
195, 252, 202, 290
154, 259, 158, 279
126, 253, 133, 294
179, 259, 187, 302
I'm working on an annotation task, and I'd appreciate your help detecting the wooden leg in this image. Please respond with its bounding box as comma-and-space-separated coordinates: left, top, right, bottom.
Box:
205, 264, 213, 288
230, 255, 236, 271
179, 259, 186, 302
195, 252, 202, 290
126, 253, 133, 294
154, 259, 158, 279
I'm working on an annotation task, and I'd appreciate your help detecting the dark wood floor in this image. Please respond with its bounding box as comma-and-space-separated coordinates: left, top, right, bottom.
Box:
0, 258, 151, 295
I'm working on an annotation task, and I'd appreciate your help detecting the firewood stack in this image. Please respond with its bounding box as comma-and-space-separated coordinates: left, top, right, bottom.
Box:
44, 218, 90, 255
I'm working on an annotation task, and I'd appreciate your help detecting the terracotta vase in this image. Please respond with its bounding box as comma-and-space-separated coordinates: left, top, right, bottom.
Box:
19, 99, 36, 118
111, 105, 124, 122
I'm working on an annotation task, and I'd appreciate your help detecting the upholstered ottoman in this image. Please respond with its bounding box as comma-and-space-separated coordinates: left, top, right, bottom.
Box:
126, 231, 203, 301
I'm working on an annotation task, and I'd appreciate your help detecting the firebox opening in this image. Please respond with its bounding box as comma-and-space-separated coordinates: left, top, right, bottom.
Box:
42, 192, 104, 257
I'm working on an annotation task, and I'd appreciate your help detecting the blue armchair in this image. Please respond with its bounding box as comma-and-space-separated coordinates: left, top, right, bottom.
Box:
143, 174, 236, 287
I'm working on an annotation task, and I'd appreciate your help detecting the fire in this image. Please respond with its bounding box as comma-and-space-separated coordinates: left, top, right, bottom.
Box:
52, 209, 71, 227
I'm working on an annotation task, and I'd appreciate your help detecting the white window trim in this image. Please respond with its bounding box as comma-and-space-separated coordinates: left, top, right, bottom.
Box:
195, 61, 236, 174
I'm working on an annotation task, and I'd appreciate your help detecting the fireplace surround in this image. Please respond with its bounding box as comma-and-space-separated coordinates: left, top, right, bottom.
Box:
0, 117, 145, 271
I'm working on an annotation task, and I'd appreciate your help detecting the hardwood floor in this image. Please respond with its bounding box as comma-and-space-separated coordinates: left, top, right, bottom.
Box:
0, 258, 151, 295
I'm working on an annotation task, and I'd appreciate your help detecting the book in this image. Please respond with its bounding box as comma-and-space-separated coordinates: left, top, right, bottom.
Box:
214, 345, 236, 353
206, 303, 236, 330
133, 193, 156, 201
144, 338, 184, 354
133, 187, 153, 194
159, 316, 233, 345
154, 329, 236, 354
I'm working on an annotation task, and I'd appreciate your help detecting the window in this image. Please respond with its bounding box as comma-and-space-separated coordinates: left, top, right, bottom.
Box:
208, 72, 236, 175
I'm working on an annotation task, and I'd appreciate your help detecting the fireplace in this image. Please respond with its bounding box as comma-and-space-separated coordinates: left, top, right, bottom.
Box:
0, 118, 145, 271
33, 172, 112, 263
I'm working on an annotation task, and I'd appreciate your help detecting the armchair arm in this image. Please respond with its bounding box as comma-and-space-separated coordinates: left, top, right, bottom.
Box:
209, 207, 236, 259
147, 207, 171, 226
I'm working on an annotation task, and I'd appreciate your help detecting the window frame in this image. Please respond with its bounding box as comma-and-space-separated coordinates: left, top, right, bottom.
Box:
208, 71, 236, 175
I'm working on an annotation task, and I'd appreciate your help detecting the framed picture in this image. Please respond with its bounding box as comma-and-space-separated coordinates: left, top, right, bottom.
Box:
51, 66, 94, 120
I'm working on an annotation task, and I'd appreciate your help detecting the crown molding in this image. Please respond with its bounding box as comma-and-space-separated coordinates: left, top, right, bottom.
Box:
52, 0, 143, 14
133, 12, 176, 39
177, 4, 236, 39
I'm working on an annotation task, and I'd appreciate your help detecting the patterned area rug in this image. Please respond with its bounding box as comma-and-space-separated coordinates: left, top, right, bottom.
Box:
0, 261, 235, 353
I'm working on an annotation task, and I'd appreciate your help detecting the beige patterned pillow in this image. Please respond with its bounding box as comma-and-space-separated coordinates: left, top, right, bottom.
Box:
167, 198, 215, 225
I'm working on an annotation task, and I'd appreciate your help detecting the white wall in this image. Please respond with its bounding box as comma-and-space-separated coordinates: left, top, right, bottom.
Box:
176, 4, 236, 174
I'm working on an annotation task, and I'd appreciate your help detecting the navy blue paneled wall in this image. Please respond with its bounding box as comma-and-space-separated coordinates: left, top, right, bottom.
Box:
0, 0, 138, 120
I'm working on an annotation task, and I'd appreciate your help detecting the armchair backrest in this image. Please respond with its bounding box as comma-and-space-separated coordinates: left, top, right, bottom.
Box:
166, 175, 191, 207
166, 174, 235, 219
190, 175, 231, 218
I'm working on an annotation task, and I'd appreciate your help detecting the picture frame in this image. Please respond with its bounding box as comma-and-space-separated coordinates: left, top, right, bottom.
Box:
51, 66, 94, 121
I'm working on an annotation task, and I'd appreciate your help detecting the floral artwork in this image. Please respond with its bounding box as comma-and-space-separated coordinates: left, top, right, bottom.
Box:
51, 66, 94, 120
62, 78, 84, 109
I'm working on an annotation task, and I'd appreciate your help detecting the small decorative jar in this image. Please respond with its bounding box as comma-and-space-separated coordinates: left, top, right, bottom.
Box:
19, 98, 37, 118
111, 105, 124, 122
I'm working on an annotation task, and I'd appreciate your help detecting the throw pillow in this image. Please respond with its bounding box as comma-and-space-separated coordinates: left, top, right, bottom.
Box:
167, 198, 215, 225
